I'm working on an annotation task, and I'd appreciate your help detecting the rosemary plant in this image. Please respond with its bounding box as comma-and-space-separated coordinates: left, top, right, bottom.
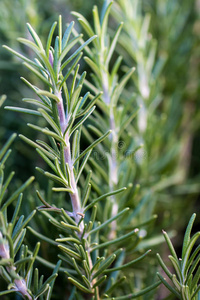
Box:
72, 2, 137, 240
157, 214, 200, 300
0, 0, 199, 299
0, 132, 60, 299
2, 10, 160, 299
72, 1, 161, 292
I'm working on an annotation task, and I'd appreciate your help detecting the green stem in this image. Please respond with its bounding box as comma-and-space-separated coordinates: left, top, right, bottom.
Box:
101, 67, 119, 239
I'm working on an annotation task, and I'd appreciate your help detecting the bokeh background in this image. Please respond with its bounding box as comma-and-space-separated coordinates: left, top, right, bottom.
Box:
0, 0, 199, 299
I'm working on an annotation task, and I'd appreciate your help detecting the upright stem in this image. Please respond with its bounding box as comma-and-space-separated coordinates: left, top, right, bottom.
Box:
56, 90, 83, 232
56, 89, 98, 296
109, 106, 119, 239
102, 71, 119, 239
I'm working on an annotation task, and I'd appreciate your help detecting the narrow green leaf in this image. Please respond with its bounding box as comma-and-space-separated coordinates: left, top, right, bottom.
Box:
5, 234, 14, 259
38, 108, 61, 135
92, 6, 101, 37
27, 227, 57, 246
13, 229, 26, 256
46, 21, 57, 56
52, 187, 73, 193
23, 62, 52, 87
111, 67, 135, 105
110, 56, 123, 83
27, 23, 44, 50
104, 276, 126, 295
62, 21, 74, 50
89, 208, 129, 236
105, 250, 151, 273
0, 290, 16, 296
0, 149, 12, 166
36, 190, 51, 208
58, 15, 62, 54
91, 229, 139, 252
61, 35, 97, 69
60, 52, 83, 88
44, 171, 68, 186
191, 284, 200, 299
182, 214, 196, 259
0, 171, 15, 206
72, 130, 80, 162
182, 232, 200, 275
104, 281, 161, 300
38, 50, 56, 85
58, 245, 81, 260
42, 128, 65, 144
39, 273, 58, 293
162, 230, 179, 262
10, 194, 23, 230
84, 187, 126, 212
35, 283, 50, 298
69, 107, 96, 136
77, 92, 102, 119
15, 256, 33, 267
18, 37, 40, 53
100, 1, 113, 48
74, 129, 111, 164
191, 266, 200, 291
69, 64, 80, 99
76, 150, 92, 183
60, 35, 83, 66
0, 133, 16, 161
3, 45, 43, 70
4, 106, 41, 116
1, 176, 34, 212
70, 84, 83, 114
157, 273, 181, 299
61, 208, 77, 226
12, 215, 24, 239
21, 210, 36, 230
84, 57, 101, 77
171, 275, 181, 292
21, 78, 51, 105
106, 22, 123, 66
67, 277, 93, 294
54, 157, 68, 184
83, 259, 90, 278
22, 98, 52, 112
93, 275, 107, 289
60, 221, 80, 233
70, 257, 83, 278
56, 237, 81, 244
156, 253, 173, 279
36, 148, 57, 173
82, 275, 91, 288
53, 36, 60, 74
93, 254, 116, 279
82, 183, 91, 208
71, 12, 95, 37
119, 106, 140, 136
168, 255, 183, 282
38, 90, 60, 103
186, 253, 200, 286
36, 140, 59, 158
19, 134, 55, 160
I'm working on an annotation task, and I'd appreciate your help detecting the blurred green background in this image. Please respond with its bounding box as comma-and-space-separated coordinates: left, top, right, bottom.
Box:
0, 0, 199, 298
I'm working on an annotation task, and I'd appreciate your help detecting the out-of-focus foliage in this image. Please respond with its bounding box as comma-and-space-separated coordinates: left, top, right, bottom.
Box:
0, 0, 199, 299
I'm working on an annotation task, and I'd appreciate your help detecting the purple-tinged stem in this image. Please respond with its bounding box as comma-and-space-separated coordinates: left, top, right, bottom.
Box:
0, 231, 32, 300
56, 90, 83, 232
